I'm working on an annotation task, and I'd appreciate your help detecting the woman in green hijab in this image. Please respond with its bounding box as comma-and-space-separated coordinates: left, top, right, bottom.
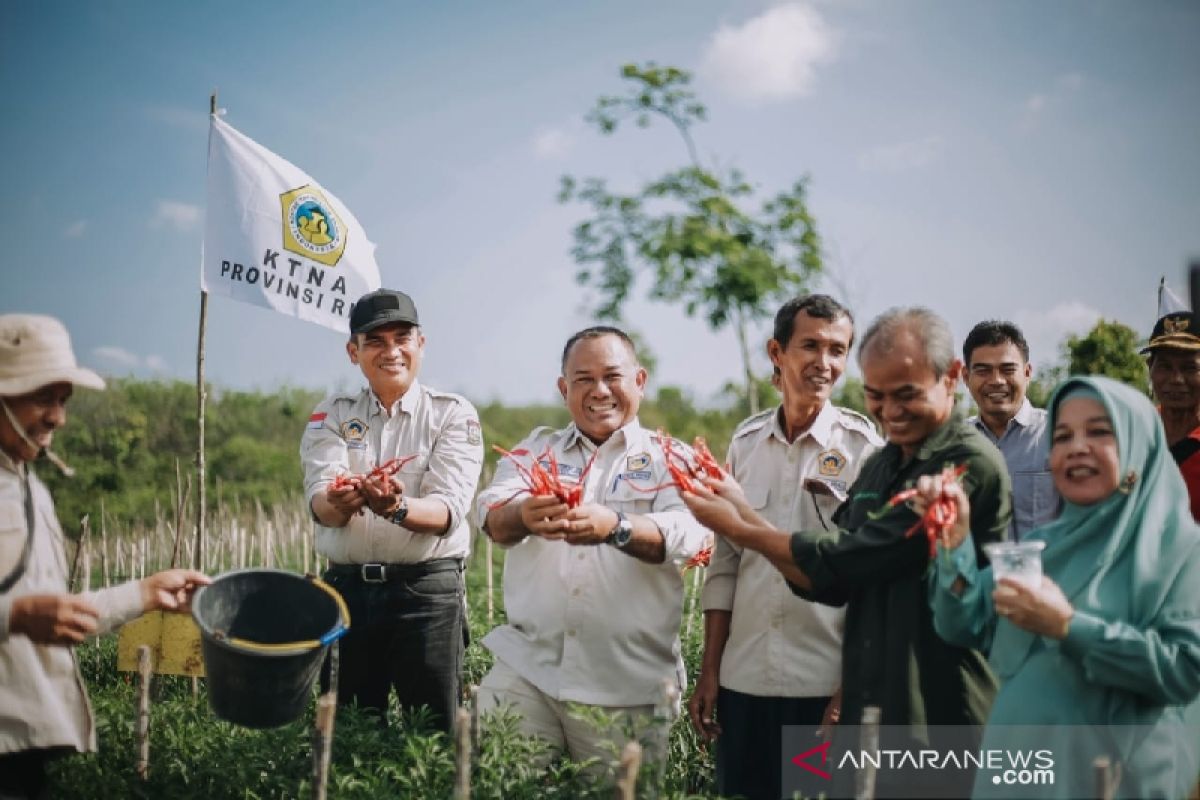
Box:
920, 375, 1200, 798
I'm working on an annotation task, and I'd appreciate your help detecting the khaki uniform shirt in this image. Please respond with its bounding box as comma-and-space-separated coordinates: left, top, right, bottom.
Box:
301, 380, 484, 564
0, 452, 144, 755
475, 420, 711, 707
702, 403, 882, 697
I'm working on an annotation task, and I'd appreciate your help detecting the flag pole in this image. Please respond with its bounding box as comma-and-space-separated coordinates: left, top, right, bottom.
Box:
195, 91, 215, 572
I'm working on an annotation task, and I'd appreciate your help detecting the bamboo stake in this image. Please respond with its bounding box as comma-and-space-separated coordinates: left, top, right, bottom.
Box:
136, 645, 153, 780
614, 741, 642, 800
1094, 756, 1120, 800
856, 706, 881, 800
170, 460, 192, 569
311, 694, 336, 800
453, 707, 472, 800
69, 515, 90, 592
99, 501, 110, 588
195, 93, 212, 573
485, 535, 495, 627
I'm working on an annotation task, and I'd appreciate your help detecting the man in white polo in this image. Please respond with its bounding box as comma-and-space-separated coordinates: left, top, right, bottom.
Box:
692, 295, 881, 800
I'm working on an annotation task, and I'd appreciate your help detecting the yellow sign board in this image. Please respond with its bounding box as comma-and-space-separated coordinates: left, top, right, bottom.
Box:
117, 611, 206, 677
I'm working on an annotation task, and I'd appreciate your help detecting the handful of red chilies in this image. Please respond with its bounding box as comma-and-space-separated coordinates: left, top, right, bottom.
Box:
870, 463, 969, 560
626, 430, 725, 494
329, 455, 419, 493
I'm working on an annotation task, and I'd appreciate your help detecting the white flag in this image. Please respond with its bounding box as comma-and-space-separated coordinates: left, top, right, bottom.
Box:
1159, 276, 1189, 317
201, 115, 382, 333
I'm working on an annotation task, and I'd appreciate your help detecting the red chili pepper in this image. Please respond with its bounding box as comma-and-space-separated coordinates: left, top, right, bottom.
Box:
684, 544, 713, 572
329, 455, 418, 493
626, 430, 726, 495
873, 463, 968, 559
487, 445, 599, 510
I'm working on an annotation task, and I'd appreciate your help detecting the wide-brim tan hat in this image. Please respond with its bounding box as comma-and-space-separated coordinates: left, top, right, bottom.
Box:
0, 314, 105, 396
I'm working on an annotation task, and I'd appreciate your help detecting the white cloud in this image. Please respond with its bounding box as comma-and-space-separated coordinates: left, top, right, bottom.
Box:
93, 346, 141, 368
532, 126, 573, 160
857, 136, 943, 172
145, 355, 168, 372
1013, 301, 1103, 367
700, 3, 837, 103
150, 200, 201, 232
63, 220, 87, 238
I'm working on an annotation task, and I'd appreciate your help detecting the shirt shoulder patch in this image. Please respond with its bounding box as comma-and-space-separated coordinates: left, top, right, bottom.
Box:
732, 408, 776, 440
835, 407, 882, 441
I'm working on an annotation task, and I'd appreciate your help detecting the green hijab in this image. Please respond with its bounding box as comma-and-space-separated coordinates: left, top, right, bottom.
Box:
990, 375, 1200, 677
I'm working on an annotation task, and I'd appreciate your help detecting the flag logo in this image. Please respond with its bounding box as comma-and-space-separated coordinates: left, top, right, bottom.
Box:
281, 185, 347, 267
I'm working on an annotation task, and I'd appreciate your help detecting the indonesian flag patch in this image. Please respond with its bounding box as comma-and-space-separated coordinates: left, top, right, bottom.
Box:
307, 412, 327, 431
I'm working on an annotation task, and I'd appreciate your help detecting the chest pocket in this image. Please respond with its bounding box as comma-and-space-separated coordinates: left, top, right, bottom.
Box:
0, 504, 26, 582
744, 486, 770, 512
1012, 469, 1055, 532
606, 478, 655, 515
397, 454, 430, 496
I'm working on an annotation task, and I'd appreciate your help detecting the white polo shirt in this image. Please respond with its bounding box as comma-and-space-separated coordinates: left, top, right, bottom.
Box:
475, 419, 711, 707
701, 403, 882, 698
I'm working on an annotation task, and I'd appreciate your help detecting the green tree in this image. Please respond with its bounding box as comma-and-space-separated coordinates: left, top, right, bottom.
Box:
559, 63, 824, 415
1063, 319, 1149, 395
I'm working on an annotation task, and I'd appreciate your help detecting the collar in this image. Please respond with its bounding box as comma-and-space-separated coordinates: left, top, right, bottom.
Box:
770, 402, 836, 448
1010, 398, 1036, 428
0, 447, 22, 477
913, 408, 968, 463
369, 379, 421, 418
563, 418, 643, 453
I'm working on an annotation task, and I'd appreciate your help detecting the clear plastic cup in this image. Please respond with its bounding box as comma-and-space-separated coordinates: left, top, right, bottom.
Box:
983, 541, 1046, 589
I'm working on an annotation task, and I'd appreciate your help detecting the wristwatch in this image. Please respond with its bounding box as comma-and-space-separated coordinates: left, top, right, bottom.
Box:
605, 511, 634, 549
388, 496, 410, 526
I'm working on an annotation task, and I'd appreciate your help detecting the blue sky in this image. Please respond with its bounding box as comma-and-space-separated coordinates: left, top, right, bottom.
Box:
3, 1, 1197, 405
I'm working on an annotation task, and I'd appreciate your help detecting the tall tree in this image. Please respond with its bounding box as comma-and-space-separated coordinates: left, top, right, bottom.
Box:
1063, 319, 1149, 394
559, 63, 824, 413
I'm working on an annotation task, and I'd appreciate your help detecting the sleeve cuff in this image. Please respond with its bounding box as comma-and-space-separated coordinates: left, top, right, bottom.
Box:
1059, 610, 1105, 658
86, 581, 146, 636
788, 529, 838, 599
936, 535, 979, 591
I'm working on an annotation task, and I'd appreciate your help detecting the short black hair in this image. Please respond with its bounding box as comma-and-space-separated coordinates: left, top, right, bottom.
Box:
772, 294, 853, 349
962, 320, 1030, 366
561, 326, 638, 372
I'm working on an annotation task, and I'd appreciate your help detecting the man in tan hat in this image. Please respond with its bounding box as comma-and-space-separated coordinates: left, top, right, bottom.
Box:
1144, 310, 1200, 519
0, 314, 210, 798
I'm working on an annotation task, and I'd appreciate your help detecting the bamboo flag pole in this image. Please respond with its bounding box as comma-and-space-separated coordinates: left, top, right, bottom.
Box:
195, 91, 215, 573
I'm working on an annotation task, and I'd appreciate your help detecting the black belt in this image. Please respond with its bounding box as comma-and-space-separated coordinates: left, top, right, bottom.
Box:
327, 558, 463, 583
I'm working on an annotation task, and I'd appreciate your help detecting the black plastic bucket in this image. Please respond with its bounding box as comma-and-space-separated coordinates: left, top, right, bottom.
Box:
192, 569, 349, 728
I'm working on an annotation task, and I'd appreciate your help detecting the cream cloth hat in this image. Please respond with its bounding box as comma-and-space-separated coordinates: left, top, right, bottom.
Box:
0, 314, 105, 396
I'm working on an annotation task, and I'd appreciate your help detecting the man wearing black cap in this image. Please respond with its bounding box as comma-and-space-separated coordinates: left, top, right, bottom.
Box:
300, 290, 484, 731
1144, 310, 1200, 520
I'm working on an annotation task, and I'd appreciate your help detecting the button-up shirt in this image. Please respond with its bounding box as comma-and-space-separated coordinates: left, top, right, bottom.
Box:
701, 403, 882, 698
301, 380, 484, 564
475, 420, 711, 707
1, 452, 144, 755
968, 398, 1060, 539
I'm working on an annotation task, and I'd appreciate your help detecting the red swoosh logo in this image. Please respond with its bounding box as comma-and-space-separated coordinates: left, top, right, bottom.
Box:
791, 740, 832, 780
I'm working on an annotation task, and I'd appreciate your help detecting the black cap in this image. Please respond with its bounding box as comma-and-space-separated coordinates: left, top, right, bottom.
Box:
1142, 311, 1200, 354
349, 289, 419, 335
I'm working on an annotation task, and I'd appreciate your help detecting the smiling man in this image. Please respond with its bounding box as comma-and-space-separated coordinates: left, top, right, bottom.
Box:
691, 295, 882, 800
681, 307, 1010, 799
300, 289, 483, 732
962, 320, 1060, 539
1143, 310, 1200, 519
474, 325, 710, 771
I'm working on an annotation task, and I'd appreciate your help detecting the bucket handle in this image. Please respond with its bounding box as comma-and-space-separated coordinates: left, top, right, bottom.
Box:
224, 575, 351, 653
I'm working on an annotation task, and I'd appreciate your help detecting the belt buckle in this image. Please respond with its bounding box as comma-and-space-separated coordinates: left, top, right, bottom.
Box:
361, 563, 386, 583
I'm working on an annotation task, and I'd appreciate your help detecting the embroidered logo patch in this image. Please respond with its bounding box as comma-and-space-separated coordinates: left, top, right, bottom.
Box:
626, 452, 651, 471
817, 449, 847, 476
342, 418, 367, 442
466, 419, 481, 446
